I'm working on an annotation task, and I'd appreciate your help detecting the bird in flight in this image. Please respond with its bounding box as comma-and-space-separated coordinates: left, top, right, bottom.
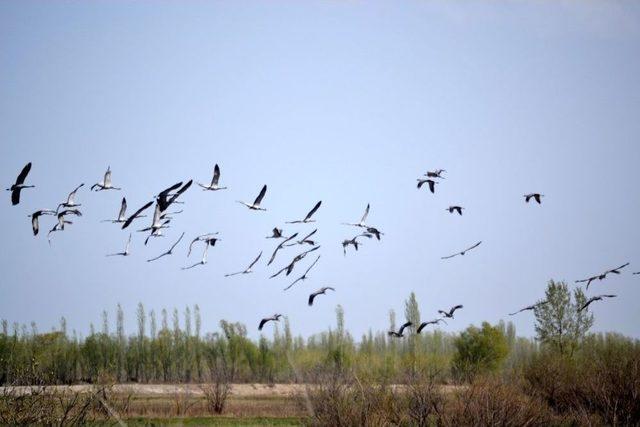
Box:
438, 305, 463, 319
579, 294, 617, 312
417, 179, 437, 193
266, 227, 286, 239
268, 232, 299, 266
342, 203, 370, 228
524, 193, 544, 204
91, 166, 121, 191
197, 164, 227, 191
182, 242, 210, 270
286, 201, 322, 224
47, 209, 82, 243
225, 251, 263, 277
6, 162, 34, 205
342, 233, 370, 256
156, 180, 192, 212
284, 255, 320, 291
388, 321, 412, 338
416, 318, 447, 333
187, 233, 220, 257
237, 185, 267, 211
102, 198, 137, 225
138, 203, 171, 245
365, 226, 384, 241
106, 234, 132, 257
441, 241, 482, 259
147, 232, 185, 262
57, 183, 84, 211
447, 206, 464, 216
424, 169, 445, 179
509, 301, 548, 316
28, 209, 56, 236
576, 263, 629, 289
121, 201, 153, 229
308, 286, 335, 306
270, 245, 320, 279
258, 314, 282, 331
285, 229, 317, 247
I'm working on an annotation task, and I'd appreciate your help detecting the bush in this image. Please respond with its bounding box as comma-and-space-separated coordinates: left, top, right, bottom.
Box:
446, 376, 555, 426
524, 334, 640, 425
452, 322, 508, 381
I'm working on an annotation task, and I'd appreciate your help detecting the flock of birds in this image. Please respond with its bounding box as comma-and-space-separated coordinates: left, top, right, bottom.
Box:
6, 162, 637, 334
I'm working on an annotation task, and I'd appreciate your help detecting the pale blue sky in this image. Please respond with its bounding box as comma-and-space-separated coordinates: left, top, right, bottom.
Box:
1, 1, 639, 340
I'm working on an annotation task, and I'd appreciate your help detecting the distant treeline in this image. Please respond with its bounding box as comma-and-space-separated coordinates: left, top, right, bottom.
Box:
1, 283, 637, 386
1, 294, 524, 385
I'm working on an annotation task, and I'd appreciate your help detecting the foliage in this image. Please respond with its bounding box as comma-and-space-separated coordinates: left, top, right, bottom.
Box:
534, 280, 593, 355
452, 322, 508, 381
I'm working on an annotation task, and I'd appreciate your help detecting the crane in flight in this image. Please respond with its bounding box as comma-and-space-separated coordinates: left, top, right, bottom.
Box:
237, 185, 267, 211
197, 164, 227, 191
91, 166, 121, 191
6, 162, 34, 205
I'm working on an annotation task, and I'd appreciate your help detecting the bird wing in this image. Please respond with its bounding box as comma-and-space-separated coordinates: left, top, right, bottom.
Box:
269, 233, 298, 265
248, 251, 263, 269
303, 255, 321, 276
118, 198, 127, 220
212, 164, 220, 186
465, 241, 482, 252
165, 180, 192, 209
67, 183, 84, 203
417, 180, 425, 189
11, 188, 21, 205
398, 321, 412, 335
258, 318, 269, 330
15, 162, 32, 185
360, 203, 370, 224
122, 201, 153, 229
302, 228, 318, 241
416, 323, 427, 333
428, 181, 435, 193
104, 167, 112, 186
441, 253, 458, 260
31, 216, 39, 235
308, 293, 317, 306
607, 262, 630, 274
253, 185, 267, 206
169, 232, 185, 252
450, 305, 463, 315
303, 201, 322, 221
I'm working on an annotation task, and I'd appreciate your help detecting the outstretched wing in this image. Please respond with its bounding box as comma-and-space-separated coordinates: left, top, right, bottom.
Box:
450, 305, 463, 315
15, 162, 32, 185
258, 318, 269, 331
122, 201, 153, 229
465, 241, 482, 252
360, 203, 370, 224
248, 251, 263, 269
117, 198, 127, 220
212, 164, 221, 186
268, 232, 298, 265
253, 185, 267, 206
398, 321, 412, 335
304, 201, 322, 221
441, 253, 458, 260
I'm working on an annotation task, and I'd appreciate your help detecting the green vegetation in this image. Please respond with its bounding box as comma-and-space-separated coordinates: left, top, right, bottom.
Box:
452, 321, 508, 380
1, 280, 639, 425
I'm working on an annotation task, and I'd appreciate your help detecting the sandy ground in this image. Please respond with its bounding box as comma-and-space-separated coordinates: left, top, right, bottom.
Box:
2, 383, 307, 397
1, 383, 462, 397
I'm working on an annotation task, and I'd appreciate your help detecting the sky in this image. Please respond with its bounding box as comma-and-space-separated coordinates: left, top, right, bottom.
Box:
1, 1, 639, 341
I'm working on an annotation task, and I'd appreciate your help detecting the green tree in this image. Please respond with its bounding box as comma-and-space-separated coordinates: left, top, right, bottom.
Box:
534, 280, 593, 355
453, 322, 508, 380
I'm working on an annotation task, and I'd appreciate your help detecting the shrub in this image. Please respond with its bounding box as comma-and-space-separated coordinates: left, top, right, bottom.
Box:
452, 322, 508, 381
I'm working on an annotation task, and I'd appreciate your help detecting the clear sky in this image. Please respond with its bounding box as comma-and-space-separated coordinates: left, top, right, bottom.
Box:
1, 1, 639, 340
